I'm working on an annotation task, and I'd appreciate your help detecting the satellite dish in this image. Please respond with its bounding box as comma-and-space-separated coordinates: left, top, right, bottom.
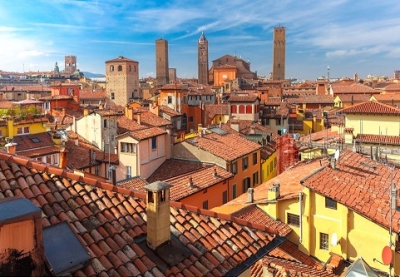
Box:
382, 245, 393, 265
331, 233, 339, 246
334, 150, 340, 161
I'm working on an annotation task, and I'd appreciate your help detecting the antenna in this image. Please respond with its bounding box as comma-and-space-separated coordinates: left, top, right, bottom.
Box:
331, 233, 339, 246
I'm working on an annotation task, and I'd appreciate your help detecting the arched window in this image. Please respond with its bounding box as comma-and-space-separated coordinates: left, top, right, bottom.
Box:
109, 65, 114, 72
246, 105, 252, 114
239, 105, 245, 114
231, 105, 237, 114
118, 65, 122, 71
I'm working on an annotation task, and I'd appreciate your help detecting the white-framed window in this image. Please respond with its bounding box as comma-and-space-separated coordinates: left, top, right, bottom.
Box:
126, 166, 132, 179
17, 126, 29, 135
320, 233, 329, 250
121, 142, 136, 153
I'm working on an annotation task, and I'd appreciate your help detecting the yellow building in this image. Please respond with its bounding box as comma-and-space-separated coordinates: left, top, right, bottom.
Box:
261, 147, 277, 182
301, 150, 400, 276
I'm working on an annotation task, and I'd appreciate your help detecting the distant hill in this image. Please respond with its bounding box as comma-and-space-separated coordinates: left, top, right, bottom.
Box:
82, 71, 105, 78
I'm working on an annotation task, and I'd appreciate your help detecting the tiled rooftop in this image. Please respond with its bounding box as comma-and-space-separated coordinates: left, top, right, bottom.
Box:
231, 205, 292, 236
0, 151, 284, 276
117, 116, 167, 140
335, 94, 371, 103
340, 101, 400, 115
80, 88, 106, 100
301, 149, 400, 233
146, 159, 210, 183
204, 104, 230, 118
356, 134, 400, 145
186, 128, 262, 162
121, 164, 233, 201
228, 94, 259, 102
224, 159, 328, 205
331, 83, 378, 94
286, 95, 334, 104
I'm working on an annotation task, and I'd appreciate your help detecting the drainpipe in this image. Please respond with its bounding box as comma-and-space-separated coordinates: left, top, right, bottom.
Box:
299, 191, 303, 243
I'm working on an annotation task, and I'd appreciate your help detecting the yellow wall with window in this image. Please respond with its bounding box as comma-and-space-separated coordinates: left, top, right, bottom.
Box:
7, 118, 47, 138
261, 153, 277, 183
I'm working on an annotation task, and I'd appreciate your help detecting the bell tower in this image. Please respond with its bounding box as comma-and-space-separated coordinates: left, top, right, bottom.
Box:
198, 31, 209, 85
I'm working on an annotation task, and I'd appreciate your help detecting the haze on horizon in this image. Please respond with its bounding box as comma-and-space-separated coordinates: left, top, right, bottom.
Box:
0, 0, 399, 81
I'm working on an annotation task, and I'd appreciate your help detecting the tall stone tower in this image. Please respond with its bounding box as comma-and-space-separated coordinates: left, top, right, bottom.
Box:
198, 31, 209, 85
65, 55, 77, 75
105, 56, 139, 106
272, 27, 285, 81
156, 39, 169, 86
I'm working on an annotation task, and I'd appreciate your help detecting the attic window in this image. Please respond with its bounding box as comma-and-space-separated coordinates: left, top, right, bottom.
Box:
30, 137, 41, 143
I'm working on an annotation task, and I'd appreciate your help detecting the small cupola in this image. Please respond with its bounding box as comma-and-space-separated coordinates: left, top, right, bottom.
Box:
144, 181, 172, 250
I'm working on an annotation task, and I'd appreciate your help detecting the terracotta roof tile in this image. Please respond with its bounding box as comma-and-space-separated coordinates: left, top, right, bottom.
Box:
331, 83, 378, 94
356, 134, 400, 145
340, 100, 400, 115
0, 151, 287, 276
184, 128, 261, 162
302, 149, 400, 233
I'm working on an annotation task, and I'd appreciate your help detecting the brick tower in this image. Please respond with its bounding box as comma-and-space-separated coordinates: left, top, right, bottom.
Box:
272, 27, 285, 81
65, 55, 77, 75
156, 39, 169, 86
198, 31, 209, 85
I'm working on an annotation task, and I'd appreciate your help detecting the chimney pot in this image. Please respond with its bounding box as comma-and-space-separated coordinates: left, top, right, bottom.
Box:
189, 177, 194, 188
5, 142, 17, 154
247, 188, 254, 203
213, 168, 217, 178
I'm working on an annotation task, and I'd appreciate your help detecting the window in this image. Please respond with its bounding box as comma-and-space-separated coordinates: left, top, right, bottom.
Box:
151, 137, 157, 150
121, 142, 136, 153
168, 96, 172, 104
231, 161, 237, 174
253, 152, 257, 165
109, 65, 114, 72
189, 116, 194, 122
118, 65, 122, 71
246, 105, 252, 114
232, 184, 237, 199
202, 200, 208, 209
17, 126, 29, 135
129, 65, 132, 72
239, 105, 245, 114
103, 119, 108, 128
111, 93, 115, 100
325, 197, 337, 209
276, 118, 281, 125
263, 118, 270, 125
320, 233, 329, 250
242, 156, 248, 170
253, 172, 258, 186
242, 177, 251, 193
231, 105, 237, 113
222, 191, 227, 204
126, 166, 132, 179
287, 213, 300, 227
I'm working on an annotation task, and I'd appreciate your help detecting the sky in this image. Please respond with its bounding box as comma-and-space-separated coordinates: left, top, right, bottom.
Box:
1, 0, 400, 81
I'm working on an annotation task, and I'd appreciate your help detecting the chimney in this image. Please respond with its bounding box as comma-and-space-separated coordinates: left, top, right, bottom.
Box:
330, 157, 336, 170
198, 124, 203, 137
136, 113, 141, 125
83, 108, 89, 116
124, 105, 134, 120
59, 148, 68, 168
5, 142, 17, 154
247, 188, 254, 203
144, 181, 172, 250
268, 181, 280, 201
213, 168, 217, 178
0, 197, 45, 276
188, 177, 194, 188
109, 165, 117, 185
62, 108, 66, 117
75, 138, 79, 146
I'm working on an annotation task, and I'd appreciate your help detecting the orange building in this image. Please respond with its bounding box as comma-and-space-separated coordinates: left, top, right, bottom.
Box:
157, 83, 189, 113
172, 125, 262, 201
119, 161, 233, 210
213, 65, 238, 91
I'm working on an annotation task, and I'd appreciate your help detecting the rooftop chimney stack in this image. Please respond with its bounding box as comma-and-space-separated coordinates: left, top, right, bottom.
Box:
268, 181, 280, 201
247, 188, 254, 203
213, 168, 217, 178
5, 142, 17, 154
188, 177, 194, 188
144, 181, 172, 250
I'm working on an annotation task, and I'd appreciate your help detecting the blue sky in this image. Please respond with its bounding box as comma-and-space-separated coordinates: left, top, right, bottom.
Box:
1, 0, 399, 81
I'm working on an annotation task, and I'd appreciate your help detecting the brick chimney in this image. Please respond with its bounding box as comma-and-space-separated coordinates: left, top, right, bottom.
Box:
5, 142, 17, 154
144, 181, 172, 250
0, 197, 44, 276
124, 105, 134, 120
59, 148, 68, 168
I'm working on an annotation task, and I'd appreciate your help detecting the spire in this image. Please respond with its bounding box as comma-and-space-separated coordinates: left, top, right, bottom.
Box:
199, 31, 207, 43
